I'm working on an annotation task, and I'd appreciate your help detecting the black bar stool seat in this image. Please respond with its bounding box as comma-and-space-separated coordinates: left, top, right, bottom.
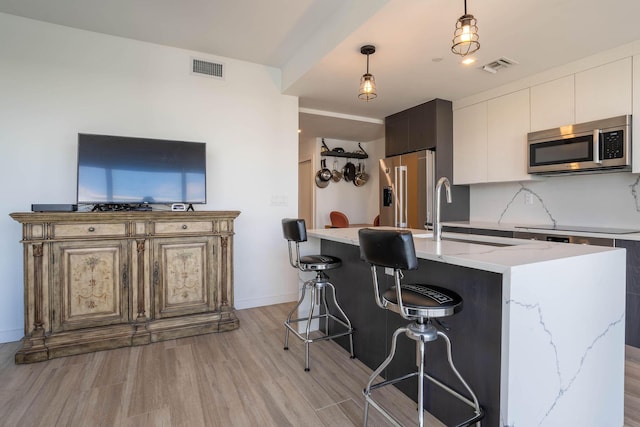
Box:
298, 254, 341, 271
281, 218, 355, 371
382, 284, 462, 318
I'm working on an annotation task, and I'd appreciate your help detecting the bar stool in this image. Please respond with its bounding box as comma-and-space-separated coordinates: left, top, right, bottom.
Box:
358, 228, 483, 427
281, 218, 355, 371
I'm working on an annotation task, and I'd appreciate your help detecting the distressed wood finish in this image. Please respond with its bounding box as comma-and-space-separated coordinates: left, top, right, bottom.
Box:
10, 210, 240, 363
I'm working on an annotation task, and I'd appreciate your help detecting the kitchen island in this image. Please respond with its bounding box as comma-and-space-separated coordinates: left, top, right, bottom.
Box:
306, 227, 626, 427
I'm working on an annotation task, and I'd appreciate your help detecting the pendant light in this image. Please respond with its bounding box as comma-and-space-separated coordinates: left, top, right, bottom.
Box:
451, 0, 480, 57
358, 45, 377, 101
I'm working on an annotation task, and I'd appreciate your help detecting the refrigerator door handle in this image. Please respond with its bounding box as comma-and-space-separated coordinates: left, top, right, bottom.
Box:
395, 165, 408, 227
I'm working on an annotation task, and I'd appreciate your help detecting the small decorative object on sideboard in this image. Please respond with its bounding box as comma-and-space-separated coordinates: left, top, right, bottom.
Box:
31, 203, 77, 212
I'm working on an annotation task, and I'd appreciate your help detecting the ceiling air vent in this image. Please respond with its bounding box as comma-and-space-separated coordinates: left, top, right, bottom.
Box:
191, 58, 225, 80
481, 57, 518, 74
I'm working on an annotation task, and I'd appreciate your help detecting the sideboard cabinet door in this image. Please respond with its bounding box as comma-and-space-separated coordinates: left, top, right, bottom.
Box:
51, 240, 130, 332
152, 236, 217, 318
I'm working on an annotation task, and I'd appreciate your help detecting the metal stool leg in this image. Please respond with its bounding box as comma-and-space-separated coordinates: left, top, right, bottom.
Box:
283, 274, 355, 372
284, 283, 308, 351
363, 327, 407, 427
321, 286, 329, 334
326, 282, 355, 359
303, 285, 318, 372
418, 339, 425, 427
424, 331, 483, 426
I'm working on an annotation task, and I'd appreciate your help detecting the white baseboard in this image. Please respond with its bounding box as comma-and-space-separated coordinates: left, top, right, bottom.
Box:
234, 292, 298, 310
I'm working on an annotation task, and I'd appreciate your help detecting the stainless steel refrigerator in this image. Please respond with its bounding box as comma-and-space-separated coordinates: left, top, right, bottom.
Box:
379, 150, 435, 229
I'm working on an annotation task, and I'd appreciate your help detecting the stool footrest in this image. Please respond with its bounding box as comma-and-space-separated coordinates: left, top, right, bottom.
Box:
369, 371, 417, 392
284, 313, 353, 344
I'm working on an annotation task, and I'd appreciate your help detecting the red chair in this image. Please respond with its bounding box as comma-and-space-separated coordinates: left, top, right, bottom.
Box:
373, 215, 380, 226
330, 211, 349, 228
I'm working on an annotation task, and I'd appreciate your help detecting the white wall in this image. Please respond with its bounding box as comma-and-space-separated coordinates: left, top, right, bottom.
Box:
0, 13, 300, 342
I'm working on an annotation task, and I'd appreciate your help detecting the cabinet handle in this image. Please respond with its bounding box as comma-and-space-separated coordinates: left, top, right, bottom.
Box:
88, 227, 95, 232
182, 224, 188, 230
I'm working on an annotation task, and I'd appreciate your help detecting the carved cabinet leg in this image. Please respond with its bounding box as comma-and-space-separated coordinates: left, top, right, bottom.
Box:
15, 243, 49, 363
132, 239, 151, 346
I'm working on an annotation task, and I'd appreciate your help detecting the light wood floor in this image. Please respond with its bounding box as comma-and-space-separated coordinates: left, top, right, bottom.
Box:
1, 302, 638, 426
0, 302, 443, 427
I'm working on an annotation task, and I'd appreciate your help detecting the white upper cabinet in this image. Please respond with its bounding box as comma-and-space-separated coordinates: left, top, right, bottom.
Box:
575, 57, 632, 123
487, 89, 531, 182
453, 102, 487, 184
453, 90, 533, 184
453, 49, 637, 184
530, 75, 575, 131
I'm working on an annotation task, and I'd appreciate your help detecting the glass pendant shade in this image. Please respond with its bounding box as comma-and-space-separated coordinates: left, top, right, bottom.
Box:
359, 73, 377, 101
358, 45, 377, 101
451, 1, 480, 57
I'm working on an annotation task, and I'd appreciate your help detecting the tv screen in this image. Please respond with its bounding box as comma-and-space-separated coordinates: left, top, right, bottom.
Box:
77, 134, 206, 205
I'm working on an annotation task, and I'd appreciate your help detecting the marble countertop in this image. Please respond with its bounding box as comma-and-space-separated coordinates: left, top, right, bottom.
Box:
307, 226, 622, 274
442, 220, 640, 241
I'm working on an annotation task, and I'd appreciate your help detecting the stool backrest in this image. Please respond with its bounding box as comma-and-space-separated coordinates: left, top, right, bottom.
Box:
282, 218, 307, 242
330, 211, 349, 228
282, 218, 307, 270
358, 228, 418, 270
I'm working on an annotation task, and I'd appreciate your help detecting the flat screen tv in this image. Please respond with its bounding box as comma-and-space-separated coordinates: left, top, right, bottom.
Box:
77, 133, 206, 206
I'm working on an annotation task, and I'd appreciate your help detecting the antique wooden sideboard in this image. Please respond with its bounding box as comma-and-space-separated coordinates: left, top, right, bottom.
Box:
10, 210, 240, 363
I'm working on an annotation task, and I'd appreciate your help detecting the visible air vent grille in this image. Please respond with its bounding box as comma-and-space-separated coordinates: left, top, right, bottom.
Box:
482, 57, 518, 74
191, 58, 224, 79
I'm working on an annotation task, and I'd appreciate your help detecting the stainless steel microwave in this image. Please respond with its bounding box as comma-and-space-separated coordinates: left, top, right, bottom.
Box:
527, 115, 631, 174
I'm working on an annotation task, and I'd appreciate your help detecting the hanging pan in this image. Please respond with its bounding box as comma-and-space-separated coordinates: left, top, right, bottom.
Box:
353, 162, 369, 187
315, 159, 331, 188
331, 160, 343, 182
315, 170, 330, 188
343, 160, 356, 182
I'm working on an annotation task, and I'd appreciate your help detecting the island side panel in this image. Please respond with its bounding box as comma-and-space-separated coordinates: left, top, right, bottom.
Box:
504, 249, 626, 426
321, 239, 503, 426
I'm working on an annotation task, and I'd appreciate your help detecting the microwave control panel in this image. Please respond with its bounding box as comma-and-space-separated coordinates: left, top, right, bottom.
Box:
601, 130, 624, 159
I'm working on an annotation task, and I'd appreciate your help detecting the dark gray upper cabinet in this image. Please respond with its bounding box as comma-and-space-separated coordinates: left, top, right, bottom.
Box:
385, 98, 450, 157
384, 110, 409, 156
384, 98, 467, 222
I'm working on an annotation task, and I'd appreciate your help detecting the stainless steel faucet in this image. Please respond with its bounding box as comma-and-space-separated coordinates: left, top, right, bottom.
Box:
434, 176, 452, 241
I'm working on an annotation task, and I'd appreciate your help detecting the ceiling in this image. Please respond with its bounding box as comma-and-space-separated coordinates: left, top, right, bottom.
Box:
2, 0, 640, 141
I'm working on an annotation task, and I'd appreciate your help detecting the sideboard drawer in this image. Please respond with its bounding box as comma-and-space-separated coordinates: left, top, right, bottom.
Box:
155, 221, 213, 234
52, 222, 128, 238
